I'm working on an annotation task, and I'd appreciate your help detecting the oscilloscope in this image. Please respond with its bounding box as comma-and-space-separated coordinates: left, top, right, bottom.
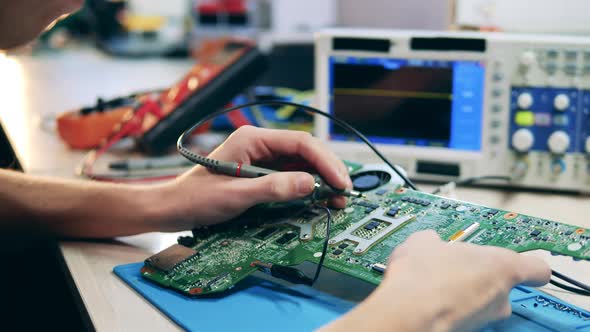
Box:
314, 29, 590, 193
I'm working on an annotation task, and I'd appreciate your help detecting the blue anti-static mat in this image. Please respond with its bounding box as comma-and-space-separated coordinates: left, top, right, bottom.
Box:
114, 263, 590, 332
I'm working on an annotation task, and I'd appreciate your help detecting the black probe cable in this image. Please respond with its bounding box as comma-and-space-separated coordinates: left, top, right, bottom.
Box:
176, 100, 418, 191
550, 279, 590, 296
254, 205, 332, 286
312, 205, 332, 284
550, 270, 590, 296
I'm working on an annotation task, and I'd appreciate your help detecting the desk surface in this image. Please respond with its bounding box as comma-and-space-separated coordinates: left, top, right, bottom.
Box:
1, 50, 590, 331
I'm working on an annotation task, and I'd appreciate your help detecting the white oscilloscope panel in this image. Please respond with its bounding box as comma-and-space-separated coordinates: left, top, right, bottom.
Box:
315, 29, 590, 192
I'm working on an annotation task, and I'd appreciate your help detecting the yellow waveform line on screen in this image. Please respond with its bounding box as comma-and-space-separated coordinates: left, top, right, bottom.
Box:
334, 88, 452, 100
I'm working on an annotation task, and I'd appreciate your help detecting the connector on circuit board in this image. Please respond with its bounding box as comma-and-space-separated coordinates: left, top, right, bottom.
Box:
251, 260, 313, 286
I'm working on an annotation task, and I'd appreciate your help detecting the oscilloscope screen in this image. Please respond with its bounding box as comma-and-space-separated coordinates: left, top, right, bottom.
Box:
328, 57, 484, 151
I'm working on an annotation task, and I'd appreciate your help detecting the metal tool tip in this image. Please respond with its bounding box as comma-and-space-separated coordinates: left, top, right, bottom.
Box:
347, 190, 362, 198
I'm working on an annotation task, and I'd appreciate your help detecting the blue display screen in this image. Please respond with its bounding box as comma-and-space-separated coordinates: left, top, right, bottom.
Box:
329, 57, 485, 151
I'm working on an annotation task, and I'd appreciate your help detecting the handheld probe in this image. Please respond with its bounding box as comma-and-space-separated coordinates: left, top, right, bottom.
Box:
177, 101, 418, 201
178, 148, 363, 200
225, 161, 364, 200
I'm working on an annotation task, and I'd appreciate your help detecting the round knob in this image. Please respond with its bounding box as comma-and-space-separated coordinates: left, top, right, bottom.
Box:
512, 129, 534, 152
585, 137, 590, 154
520, 51, 537, 67
547, 131, 570, 154
551, 159, 566, 175
512, 160, 528, 179
517, 92, 534, 109
554, 94, 570, 111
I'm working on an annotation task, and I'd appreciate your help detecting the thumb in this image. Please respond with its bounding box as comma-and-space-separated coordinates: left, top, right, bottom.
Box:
234, 172, 316, 204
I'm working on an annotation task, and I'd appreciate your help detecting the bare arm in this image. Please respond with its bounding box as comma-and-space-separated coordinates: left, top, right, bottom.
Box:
0, 169, 163, 237
0, 127, 351, 238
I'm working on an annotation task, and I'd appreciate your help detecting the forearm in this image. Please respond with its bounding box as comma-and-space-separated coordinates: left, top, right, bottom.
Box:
320, 294, 444, 332
0, 126, 356, 237
0, 169, 166, 237
318, 301, 409, 332
319, 283, 452, 332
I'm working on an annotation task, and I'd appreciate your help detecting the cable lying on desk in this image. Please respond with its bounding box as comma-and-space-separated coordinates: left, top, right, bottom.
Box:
432, 175, 512, 195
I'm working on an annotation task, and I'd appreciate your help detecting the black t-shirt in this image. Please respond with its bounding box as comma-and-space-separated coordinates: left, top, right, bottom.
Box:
0, 121, 22, 171
0, 121, 93, 331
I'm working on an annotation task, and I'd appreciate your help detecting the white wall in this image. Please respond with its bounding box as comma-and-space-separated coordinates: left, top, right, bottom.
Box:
338, 0, 451, 30
455, 0, 590, 34
124, 0, 453, 31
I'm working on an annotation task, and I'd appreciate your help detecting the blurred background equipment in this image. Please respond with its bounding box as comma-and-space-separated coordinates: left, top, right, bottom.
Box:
57, 39, 266, 182
315, 29, 590, 193
56, 91, 149, 150
256, 35, 314, 90
40, 0, 337, 57
192, 0, 336, 36
453, 0, 590, 34
90, 0, 191, 57
337, 0, 452, 30
40, 0, 590, 190
56, 39, 265, 151
136, 39, 267, 155
44, 0, 590, 57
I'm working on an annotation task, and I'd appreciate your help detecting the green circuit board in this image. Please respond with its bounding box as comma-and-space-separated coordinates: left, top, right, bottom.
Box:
141, 166, 590, 296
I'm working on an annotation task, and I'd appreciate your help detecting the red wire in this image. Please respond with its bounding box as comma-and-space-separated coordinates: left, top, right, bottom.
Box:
235, 162, 242, 177
79, 85, 239, 183
79, 99, 181, 183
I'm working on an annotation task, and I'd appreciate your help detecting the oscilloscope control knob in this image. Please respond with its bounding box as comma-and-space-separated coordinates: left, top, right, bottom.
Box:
517, 92, 534, 109
551, 159, 566, 175
519, 51, 537, 68
547, 131, 570, 154
512, 129, 534, 153
554, 94, 570, 111
512, 160, 529, 179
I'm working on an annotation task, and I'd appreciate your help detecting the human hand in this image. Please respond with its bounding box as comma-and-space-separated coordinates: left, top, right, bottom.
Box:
150, 126, 352, 231
320, 230, 551, 332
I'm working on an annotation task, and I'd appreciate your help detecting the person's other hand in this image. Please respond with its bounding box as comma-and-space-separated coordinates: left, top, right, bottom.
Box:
320, 230, 551, 332
150, 126, 352, 231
